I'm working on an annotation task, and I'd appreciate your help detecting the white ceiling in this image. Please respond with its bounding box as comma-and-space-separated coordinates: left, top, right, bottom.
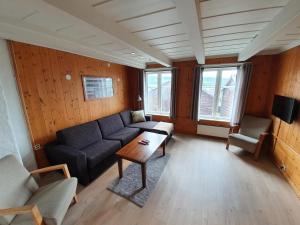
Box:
0, 0, 299, 68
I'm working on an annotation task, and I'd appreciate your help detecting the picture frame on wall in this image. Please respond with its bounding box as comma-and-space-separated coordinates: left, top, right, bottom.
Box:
82, 76, 114, 101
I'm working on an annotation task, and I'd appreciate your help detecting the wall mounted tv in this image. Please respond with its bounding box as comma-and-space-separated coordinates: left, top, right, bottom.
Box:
272, 95, 297, 124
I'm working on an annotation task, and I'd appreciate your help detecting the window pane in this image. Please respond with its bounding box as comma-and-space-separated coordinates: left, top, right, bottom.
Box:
217, 69, 237, 119
161, 72, 171, 113
146, 73, 159, 113
199, 70, 217, 118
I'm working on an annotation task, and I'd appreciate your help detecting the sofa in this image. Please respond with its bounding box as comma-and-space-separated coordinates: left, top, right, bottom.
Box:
45, 110, 173, 185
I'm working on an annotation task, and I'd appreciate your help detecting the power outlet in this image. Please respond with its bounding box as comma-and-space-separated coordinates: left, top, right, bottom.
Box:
34, 144, 41, 151
280, 164, 286, 172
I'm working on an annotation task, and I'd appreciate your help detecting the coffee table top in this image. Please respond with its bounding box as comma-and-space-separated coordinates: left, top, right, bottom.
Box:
116, 132, 167, 163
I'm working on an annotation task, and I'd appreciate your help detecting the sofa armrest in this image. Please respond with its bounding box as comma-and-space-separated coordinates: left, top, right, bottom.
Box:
44, 144, 89, 185
145, 115, 152, 121
0, 204, 43, 225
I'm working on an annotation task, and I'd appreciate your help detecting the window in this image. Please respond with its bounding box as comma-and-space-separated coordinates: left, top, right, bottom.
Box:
144, 70, 172, 115
198, 67, 237, 121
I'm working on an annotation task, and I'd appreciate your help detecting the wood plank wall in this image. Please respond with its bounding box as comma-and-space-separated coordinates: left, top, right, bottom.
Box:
139, 55, 274, 134
10, 41, 130, 167
268, 46, 300, 196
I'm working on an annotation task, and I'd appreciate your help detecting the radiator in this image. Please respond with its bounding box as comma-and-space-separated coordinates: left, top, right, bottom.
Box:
197, 125, 229, 138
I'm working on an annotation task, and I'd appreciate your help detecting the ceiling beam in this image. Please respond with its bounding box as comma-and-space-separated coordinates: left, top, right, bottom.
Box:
238, 0, 300, 61
0, 20, 145, 68
45, 0, 171, 67
173, 0, 205, 64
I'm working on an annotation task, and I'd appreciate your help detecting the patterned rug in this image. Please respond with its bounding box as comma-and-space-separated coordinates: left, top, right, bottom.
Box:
107, 152, 170, 207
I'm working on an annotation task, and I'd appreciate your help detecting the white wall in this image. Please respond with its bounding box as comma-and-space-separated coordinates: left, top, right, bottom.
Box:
0, 39, 37, 170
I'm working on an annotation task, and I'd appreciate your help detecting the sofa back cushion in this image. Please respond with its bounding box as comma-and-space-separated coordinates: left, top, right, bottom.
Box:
0, 155, 39, 225
120, 110, 132, 126
57, 121, 102, 149
98, 114, 124, 137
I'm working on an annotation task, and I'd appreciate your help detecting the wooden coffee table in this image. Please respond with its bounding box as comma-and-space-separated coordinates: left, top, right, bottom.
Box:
116, 131, 168, 188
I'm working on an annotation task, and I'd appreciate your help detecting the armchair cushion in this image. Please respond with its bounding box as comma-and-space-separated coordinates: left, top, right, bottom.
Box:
57, 121, 102, 149
11, 178, 77, 225
228, 133, 259, 153
82, 140, 121, 169
239, 115, 271, 139
0, 155, 39, 225
105, 127, 140, 146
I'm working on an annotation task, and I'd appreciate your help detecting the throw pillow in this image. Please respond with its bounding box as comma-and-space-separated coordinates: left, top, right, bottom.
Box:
131, 110, 146, 123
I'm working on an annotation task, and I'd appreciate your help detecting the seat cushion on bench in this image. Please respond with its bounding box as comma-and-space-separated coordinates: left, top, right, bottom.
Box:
105, 127, 140, 146
82, 140, 121, 169
11, 178, 77, 225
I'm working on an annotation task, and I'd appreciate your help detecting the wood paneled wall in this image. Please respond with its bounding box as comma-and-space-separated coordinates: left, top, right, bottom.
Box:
10, 41, 130, 167
268, 46, 300, 196
137, 56, 274, 134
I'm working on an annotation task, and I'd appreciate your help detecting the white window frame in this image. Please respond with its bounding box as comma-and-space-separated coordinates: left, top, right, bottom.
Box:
198, 67, 237, 122
144, 70, 172, 116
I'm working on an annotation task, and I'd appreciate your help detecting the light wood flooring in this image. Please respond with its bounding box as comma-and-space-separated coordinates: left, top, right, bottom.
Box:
59, 134, 300, 225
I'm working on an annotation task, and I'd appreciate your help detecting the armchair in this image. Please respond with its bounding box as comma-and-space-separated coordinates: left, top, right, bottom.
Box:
0, 155, 78, 225
226, 115, 271, 160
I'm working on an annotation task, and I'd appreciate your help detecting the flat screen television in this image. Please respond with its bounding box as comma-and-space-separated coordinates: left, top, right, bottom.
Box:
272, 95, 297, 124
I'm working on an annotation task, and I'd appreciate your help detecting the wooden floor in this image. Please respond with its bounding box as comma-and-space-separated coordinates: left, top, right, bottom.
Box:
62, 134, 300, 225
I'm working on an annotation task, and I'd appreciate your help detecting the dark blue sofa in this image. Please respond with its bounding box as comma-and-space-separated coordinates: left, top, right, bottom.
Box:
45, 110, 172, 185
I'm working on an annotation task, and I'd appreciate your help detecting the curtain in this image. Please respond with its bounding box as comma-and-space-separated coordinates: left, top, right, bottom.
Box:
230, 63, 253, 125
138, 69, 144, 110
170, 68, 178, 118
191, 66, 203, 121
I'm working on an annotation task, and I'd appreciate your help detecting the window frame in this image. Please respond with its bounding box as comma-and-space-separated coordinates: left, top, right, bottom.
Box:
198, 66, 238, 122
144, 70, 172, 116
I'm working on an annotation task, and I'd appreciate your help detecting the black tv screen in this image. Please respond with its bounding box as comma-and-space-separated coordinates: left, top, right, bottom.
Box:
272, 95, 297, 124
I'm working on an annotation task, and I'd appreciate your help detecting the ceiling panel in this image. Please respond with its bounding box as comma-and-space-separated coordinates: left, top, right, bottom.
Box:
162, 46, 193, 53
118, 8, 180, 32
202, 8, 283, 30
134, 22, 185, 40
154, 40, 191, 50
204, 31, 258, 43
90, 0, 174, 21
200, 0, 288, 18
146, 33, 189, 45
204, 39, 252, 47
203, 22, 268, 37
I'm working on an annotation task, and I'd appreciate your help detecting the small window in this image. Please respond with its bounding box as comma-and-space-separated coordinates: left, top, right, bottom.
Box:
144, 70, 172, 115
198, 67, 237, 121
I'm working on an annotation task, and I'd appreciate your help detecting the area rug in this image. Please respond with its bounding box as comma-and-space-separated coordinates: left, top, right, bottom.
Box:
107, 152, 170, 207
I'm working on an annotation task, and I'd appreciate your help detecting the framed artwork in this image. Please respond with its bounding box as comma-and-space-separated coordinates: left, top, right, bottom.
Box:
82, 76, 114, 101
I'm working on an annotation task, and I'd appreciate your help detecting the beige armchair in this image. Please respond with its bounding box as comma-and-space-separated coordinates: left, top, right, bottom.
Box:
226, 115, 271, 160
0, 155, 78, 225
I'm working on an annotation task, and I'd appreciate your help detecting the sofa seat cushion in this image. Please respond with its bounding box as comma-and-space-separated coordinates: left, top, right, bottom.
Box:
57, 121, 102, 149
128, 121, 158, 130
105, 127, 140, 146
228, 133, 259, 153
11, 178, 77, 225
82, 140, 121, 169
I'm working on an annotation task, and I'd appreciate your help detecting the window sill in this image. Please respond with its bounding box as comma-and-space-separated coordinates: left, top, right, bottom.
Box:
146, 112, 170, 117
198, 119, 230, 127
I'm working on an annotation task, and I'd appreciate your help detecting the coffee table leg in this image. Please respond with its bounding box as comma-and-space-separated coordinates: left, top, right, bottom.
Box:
163, 140, 166, 156
141, 163, 146, 188
118, 158, 123, 179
